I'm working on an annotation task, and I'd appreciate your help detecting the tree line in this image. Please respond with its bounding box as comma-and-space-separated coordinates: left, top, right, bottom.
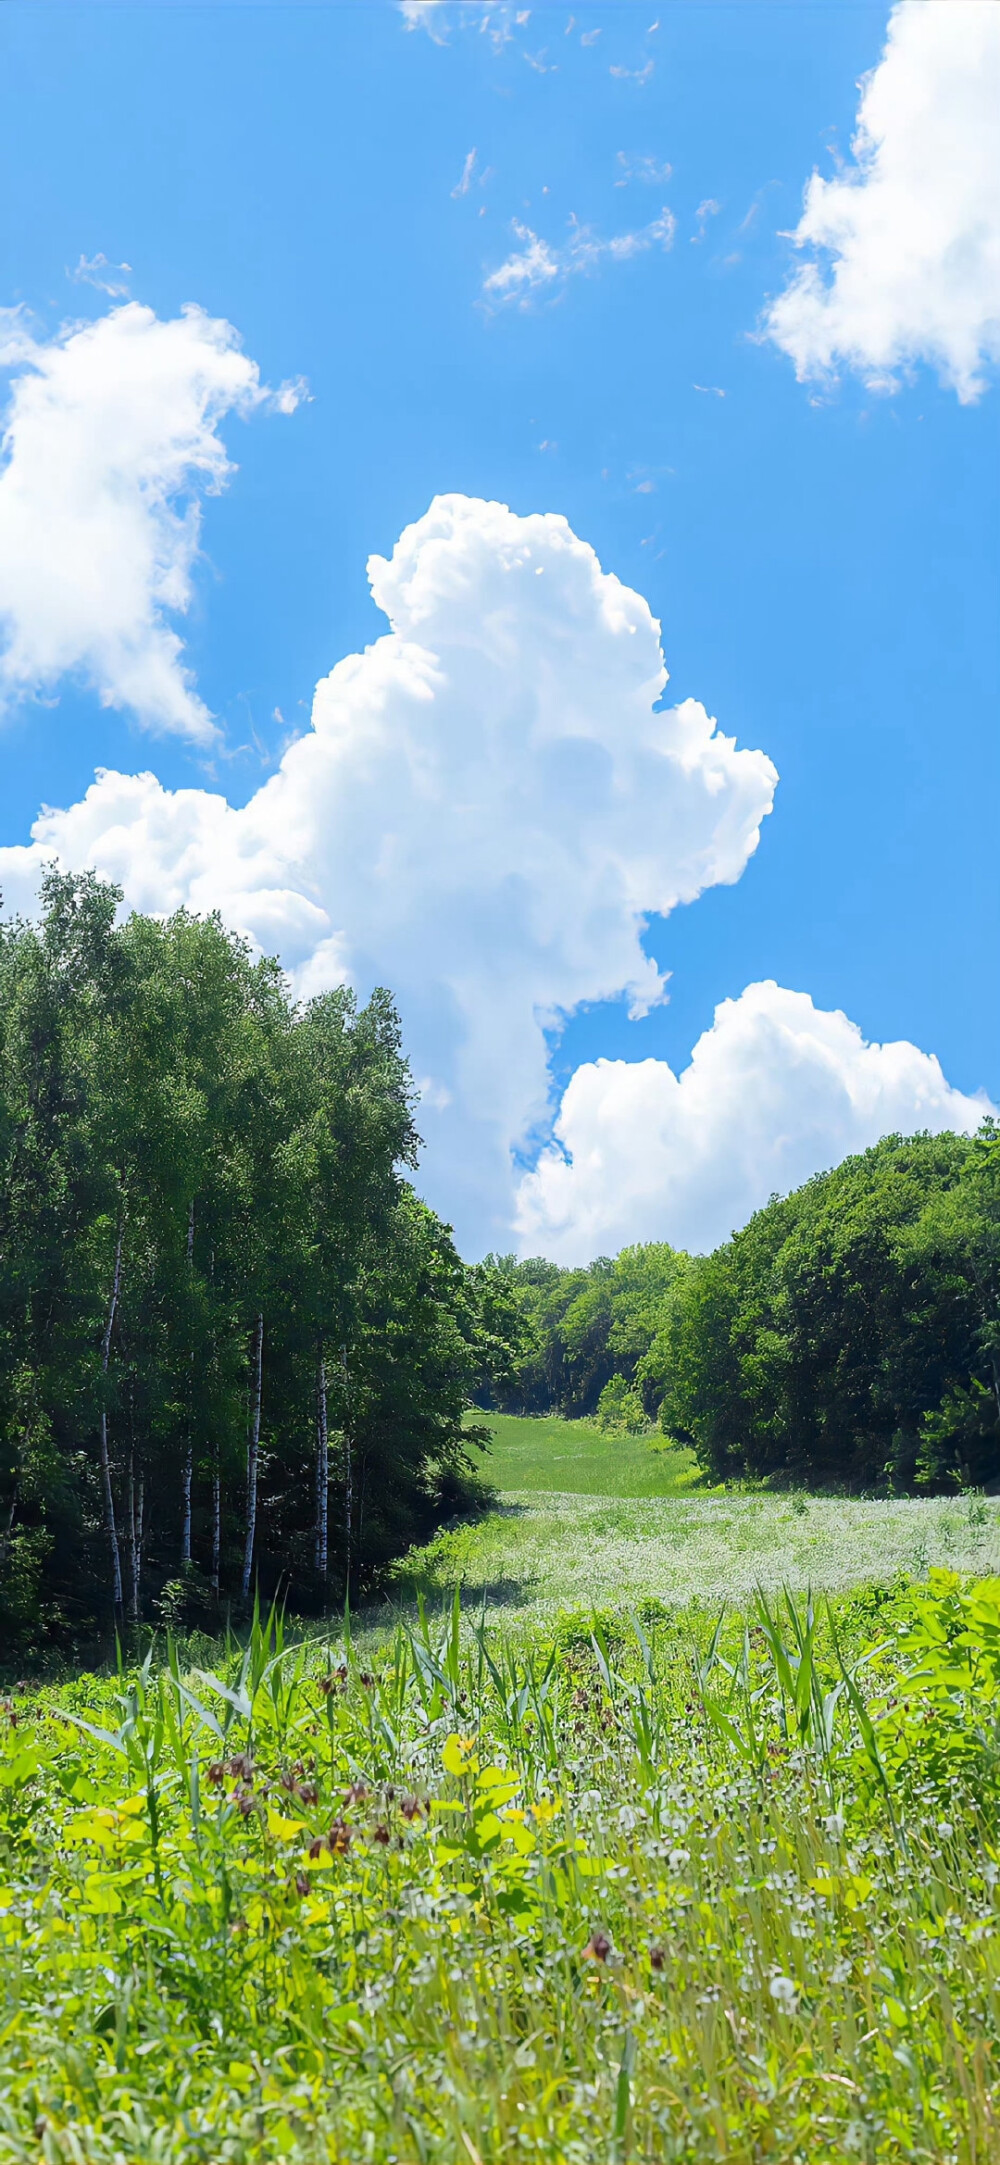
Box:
0, 874, 523, 1655
488, 1127, 1000, 1492
4, 872, 996, 1659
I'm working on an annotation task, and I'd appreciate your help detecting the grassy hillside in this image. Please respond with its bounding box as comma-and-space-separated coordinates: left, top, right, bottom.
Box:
472, 1411, 704, 1497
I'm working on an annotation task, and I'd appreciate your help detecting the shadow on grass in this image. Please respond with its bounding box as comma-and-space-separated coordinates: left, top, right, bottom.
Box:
398, 1573, 534, 1614
387, 1539, 535, 1613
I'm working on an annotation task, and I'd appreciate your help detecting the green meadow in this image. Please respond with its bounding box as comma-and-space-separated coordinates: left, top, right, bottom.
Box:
402, 1414, 1000, 1624
467, 1411, 705, 1498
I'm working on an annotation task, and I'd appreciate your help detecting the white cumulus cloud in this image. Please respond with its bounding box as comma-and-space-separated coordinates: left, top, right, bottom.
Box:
764, 0, 1000, 402
515, 981, 993, 1263
0, 301, 302, 742
0, 493, 777, 1252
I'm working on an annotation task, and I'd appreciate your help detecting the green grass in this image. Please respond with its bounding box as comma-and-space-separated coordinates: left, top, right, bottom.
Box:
472, 1412, 704, 1498
1, 1589, 998, 2163
6, 1420, 1000, 2160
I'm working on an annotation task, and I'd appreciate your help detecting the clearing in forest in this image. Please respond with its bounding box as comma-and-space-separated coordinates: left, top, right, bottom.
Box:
394, 1414, 1000, 1622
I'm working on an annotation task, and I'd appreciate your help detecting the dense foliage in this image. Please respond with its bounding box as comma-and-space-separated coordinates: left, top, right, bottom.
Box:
0, 874, 517, 1653
0, 1578, 997, 2161
655, 1130, 1000, 1492
482, 1243, 687, 1420
496, 1131, 1000, 1493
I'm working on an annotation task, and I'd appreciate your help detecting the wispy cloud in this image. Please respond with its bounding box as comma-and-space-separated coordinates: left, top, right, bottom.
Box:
690, 198, 720, 243
483, 223, 561, 302
615, 152, 671, 188
483, 205, 675, 307
400, 2, 530, 47
693, 382, 726, 397
69, 253, 132, 299
452, 149, 478, 197
610, 59, 654, 85
399, 0, 450, 43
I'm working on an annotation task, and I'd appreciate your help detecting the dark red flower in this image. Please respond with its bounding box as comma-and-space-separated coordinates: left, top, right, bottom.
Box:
584, 1931, 611, 1963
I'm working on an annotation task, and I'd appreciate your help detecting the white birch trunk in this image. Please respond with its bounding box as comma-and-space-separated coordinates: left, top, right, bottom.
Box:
128, 1446, 139, 1624
181, 1199, 195, 1567
99, 1219, 125, 1615
240, 1312, 264, 1602
314, 1350, 328, 1579
340, 1343, 352, 1597
211, 1446, 221, 1599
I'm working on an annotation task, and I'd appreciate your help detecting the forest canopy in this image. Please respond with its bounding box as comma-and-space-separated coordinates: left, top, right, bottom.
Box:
0, 874, 523, 1654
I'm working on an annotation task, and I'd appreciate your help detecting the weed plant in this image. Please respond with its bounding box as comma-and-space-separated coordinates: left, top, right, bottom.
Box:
0, 1579, 997, 2163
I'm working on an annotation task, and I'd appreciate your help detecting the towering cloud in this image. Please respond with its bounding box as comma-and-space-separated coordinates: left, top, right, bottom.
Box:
765, 1, 1000, 401
0, 493, 777, 1248
2, 491, 985, 1256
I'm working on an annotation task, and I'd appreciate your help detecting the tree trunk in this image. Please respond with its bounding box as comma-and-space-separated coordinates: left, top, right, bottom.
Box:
99, 1219, 125, 1617
180, 1446, 193, 1568
128, 1447, 138, 1624
209, 1247, 220, 1600
341, 1343, 352, 1599
211, 1444, 221, 1600
314, 1349, 329, 1580
126, 1373, 143, 1624
355, 1451, 367, 1582
968, 1254, 1000, 1425
0, 1481, 18, 1572
181, 1199, 195, 1567
240, 1312, 264, 1602
137, 1467, 145, 1600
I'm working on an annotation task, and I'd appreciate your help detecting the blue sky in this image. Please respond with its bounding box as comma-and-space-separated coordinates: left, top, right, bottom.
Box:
0, 1, 996, 1256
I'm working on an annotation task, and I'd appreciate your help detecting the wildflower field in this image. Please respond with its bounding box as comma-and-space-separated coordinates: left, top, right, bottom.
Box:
1, 1568, 999, 2165
395, 1481, 1000, 1623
